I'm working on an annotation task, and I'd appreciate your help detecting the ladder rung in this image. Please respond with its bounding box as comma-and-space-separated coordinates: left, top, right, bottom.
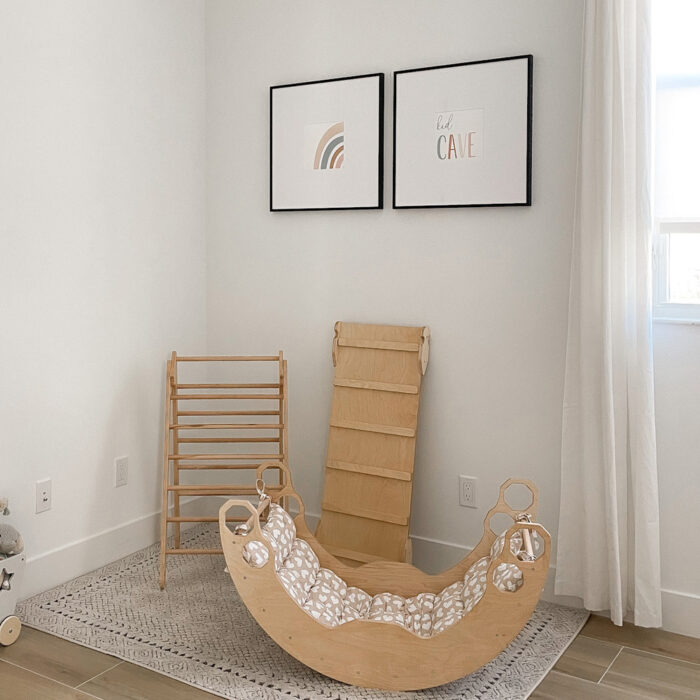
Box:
177, 410, 280, 416
169, 490, 255, 497
169, 453, 284, 460
171, 423, 283, 430
326, 460, 412, 481
167, 516, 254, 523
173, 394, 282, 400
166, 548, 224, 555
338, 338, 420, 352
176, 383, 280, 389
168, 485, 282, 494
176, 356, 279, 362
324, 544, 384, 564
168, 484, 261, 492
322, 501, 408, 526
177, 437, 280, 444
334, 378, 418, 394
176, 463, 265, 470
330, 420, 415, 438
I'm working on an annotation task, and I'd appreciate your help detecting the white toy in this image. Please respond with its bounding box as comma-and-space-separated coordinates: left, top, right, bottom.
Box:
0, 523, 24, 558
0, 498, 23, 646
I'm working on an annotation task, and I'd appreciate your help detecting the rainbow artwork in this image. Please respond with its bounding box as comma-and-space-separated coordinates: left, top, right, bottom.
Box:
313, 121, 344, 170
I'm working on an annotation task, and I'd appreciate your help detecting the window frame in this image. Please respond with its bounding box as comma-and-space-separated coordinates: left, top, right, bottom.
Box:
652, 218, 700, 323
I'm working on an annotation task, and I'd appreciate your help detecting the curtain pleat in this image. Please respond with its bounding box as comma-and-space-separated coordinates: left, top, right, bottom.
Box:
555, 0, 662, 628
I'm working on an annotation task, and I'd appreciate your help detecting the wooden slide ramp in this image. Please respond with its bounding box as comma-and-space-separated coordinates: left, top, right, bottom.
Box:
314, 322, 430, 566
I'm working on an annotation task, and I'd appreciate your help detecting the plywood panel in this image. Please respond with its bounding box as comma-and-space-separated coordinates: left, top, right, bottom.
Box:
313, 511, 408, 561
323, 470, 411, 522
316, 322, 429, 565
331, 387, 419, 428
326, 429, 415, 473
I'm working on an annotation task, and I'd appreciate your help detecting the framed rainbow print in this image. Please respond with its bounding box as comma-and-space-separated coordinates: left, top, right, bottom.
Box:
270, 73, 384, 211
393, 55, 533, 208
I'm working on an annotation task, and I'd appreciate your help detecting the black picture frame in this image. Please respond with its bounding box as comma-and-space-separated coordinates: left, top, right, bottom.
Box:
392, 55, 533, 209
270, 73, 384, 212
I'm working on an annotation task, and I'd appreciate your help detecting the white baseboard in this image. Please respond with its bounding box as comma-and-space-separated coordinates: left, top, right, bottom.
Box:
24, 510, 163, 599
22, 497, 206, 600
23, 505, 700, 639
660, 588, 700, 638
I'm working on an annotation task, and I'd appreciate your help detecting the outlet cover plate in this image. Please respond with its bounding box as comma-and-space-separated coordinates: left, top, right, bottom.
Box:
35, 478, 52, 513
459, 475, 477, 508
115, 456, 128, 488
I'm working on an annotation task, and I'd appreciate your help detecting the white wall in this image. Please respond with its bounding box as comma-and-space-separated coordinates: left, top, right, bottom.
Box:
205, 0, 700, 637
0, 0, 207, 593
653, 325, 700, 634
2, 0, 696, 637
205, 0, 581, 576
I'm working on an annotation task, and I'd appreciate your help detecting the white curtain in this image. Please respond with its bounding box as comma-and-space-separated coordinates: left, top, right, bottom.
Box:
555, 0, 662, 627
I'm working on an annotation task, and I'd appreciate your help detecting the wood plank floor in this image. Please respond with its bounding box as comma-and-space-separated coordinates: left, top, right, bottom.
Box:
1, 616, 698, 698
532, 615, 700, 699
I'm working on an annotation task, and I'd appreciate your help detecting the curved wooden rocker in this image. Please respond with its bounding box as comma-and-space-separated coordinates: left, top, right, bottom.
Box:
219, 462, 551, 691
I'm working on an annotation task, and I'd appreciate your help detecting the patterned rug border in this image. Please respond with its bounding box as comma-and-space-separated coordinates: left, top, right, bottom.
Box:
19, 529, 327, 700
18, 526, 589, 700
522, 612, 588, 698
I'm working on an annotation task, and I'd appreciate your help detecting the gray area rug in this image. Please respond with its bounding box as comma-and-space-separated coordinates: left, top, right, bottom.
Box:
18, 525, 588, 699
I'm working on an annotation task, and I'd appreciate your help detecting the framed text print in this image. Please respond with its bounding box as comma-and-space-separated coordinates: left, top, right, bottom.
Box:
393, 55, 532, 208
270, 73, 384, 211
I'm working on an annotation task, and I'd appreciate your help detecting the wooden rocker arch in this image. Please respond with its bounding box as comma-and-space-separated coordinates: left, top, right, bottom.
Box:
219, 462, 551, 691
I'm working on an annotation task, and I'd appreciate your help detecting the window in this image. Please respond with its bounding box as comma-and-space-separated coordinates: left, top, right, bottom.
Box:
653, 1, 700, 322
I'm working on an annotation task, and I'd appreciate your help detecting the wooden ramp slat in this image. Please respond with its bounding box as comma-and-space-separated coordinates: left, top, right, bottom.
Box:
330, 420, 416, 438
321, 501, 409, 526
337, 338, 420, 352
326, 459, 411, 482
323, 544, 385, 564
333, 378, 418, 394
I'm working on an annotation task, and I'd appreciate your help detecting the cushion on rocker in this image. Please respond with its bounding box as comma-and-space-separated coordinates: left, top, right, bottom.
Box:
242, 504, 526, 638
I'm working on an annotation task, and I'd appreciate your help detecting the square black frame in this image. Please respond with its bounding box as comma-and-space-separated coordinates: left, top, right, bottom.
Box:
270, 73, 384, 212
392, 55, 533, 209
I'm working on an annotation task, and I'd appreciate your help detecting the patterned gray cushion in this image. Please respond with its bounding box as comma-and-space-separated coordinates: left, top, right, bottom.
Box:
242, 504, 526, 637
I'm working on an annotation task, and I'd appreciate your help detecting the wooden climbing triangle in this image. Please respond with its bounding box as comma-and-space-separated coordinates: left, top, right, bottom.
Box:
159, 351, 288, 588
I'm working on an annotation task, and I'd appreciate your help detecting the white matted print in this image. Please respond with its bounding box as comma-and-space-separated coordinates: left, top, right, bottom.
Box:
270, 74, 384, 211
393, 56, 532, 208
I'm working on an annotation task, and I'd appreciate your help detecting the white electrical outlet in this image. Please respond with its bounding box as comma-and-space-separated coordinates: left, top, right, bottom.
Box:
115, 456, 128, 487
459, 475, 477, 508
35, 478, 52, 513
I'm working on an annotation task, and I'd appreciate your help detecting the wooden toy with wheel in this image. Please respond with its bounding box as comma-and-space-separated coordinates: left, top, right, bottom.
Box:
0, 615, 21, 647
0, 552, 25, 647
